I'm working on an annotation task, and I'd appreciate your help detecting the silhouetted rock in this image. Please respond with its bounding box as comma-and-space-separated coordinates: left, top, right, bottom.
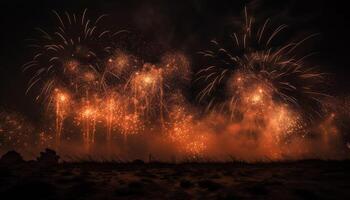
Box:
3, 180, 55, 199
128, 181, 144, 189
180, 179, 194, 189
37, 148, 60, 165
198, 179, 223, 191
0, 150, 24, 165
293, 188, 319, 199
114, 181, 145, 196
246, 183, 268, 195
132, 159, 144, 164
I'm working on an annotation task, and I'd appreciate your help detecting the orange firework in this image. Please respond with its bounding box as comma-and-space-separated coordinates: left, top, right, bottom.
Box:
99, 92, 124, 148
77, 99, 98, 152
105, 96, 117, 144
106, 51, 135, 77
161, 52, 191, 83
0, 111, 35, 152
64, 59, 80, 73
101, 51, 139, 92
126, 64, 165, 125
166, 106, 208, 158
23, 9, 126, 101
197, 8, 326, 122
118, 112, 144, 142
53, 88, 70, 149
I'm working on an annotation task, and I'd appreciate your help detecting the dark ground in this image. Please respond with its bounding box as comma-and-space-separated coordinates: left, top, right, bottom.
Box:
1, 151, 350, 199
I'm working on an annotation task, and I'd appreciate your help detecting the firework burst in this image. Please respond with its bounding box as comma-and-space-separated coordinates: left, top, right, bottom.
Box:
52, 88, 71, 148
0, 111, 35, 152
197, 8, 327, 121
125, 63, 166, 125
23, 9, 127, 102
76, 97, 98, 152
165, 105, 209, 158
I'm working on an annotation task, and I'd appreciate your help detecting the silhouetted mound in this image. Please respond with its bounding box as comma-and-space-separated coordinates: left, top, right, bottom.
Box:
198, 179, 223, 191
132, 159, 145, 164
3, 180, 55, 199
180, 179, 194, 189
37, 148, 60, 165
0, 150, 24, 165
114, 181, 145, 196
0, 154, 350, 199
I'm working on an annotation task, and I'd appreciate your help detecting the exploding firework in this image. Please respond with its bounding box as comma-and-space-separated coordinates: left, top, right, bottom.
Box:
165, 105, 209, 158
52, 88, 71, 148
197, 8, 326, 121
75, 94, 101, 152
0, 111, 35, 153
125, 63, 166, 125
161, 52, 191, 86
103, 94, 119, 145
102, 50, 139, 84
15, 6, 349, 161
23, 9, 126, 102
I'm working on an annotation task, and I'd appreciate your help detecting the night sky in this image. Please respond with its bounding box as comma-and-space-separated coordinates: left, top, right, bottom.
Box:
0, 0, 349, 123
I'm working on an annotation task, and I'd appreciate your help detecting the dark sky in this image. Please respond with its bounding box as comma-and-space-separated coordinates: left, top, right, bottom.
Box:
0, 0, 349, 121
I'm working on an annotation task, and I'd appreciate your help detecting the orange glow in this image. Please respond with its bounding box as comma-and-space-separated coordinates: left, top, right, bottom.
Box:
53, 89, 70, 149
78, 101, 98, 152
83, 71, 96, 82
166, 106, 209, 158
106, 51, 134, 76
127, 64, 165, 123
65, 60, 79, 72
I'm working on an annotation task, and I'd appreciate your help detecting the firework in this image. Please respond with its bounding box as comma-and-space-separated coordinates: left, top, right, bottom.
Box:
98, 91, 123, 151
166, 105, 209, 158
23, 9, 126, 102
0, 111, 35, 152
75, 95, 100, 152
106, 51, 138, 78
161, 52, 191, 85
118, 112, 144, 142
197, 8, 326, 121
125, 63, 165, 125
53, 88, 70, 148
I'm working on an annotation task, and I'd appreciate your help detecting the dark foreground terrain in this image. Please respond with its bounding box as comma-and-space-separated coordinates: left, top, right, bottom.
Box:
0, 150, 350, 199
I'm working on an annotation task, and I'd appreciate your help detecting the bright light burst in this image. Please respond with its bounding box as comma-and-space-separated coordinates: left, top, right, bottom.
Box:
0, 111, 35, 152
78, 100, 98, 152
166, 106, 209, 158
53, 88, 70, 148
23, 9, 127, 102
197, 8, 326, 121
14, 7, 348, 161
126, 63, 165, 124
